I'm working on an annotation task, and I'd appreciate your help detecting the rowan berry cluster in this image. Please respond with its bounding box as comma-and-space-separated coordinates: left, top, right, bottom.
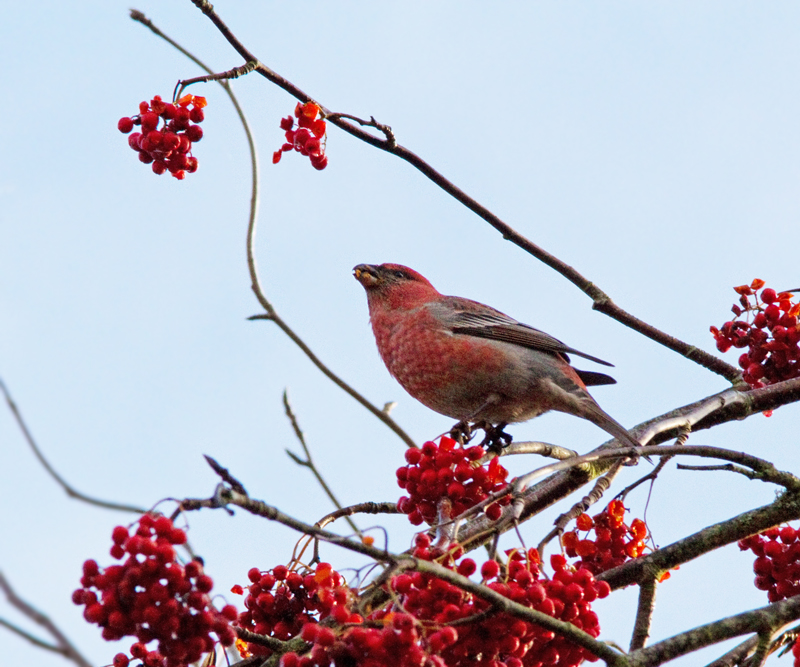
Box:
236, 562, 358, 658
277, 535, 605, 667
561, 500, 649, 575
396, 436, 510, 525
710, 279, 800, 388
72, 514, 236, 667
738, 523, 800, 603
273, 102, 328, 170
117, 94, 205, 180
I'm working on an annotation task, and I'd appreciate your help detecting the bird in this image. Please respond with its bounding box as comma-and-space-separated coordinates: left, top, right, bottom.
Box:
353, 262, 641, 451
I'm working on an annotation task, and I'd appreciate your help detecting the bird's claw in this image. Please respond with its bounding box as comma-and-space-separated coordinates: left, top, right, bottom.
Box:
476, 422, 512, 454
449, 421, 475, 445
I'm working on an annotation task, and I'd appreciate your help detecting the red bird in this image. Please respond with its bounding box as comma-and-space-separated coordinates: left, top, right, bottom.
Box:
353, 263, 640, 450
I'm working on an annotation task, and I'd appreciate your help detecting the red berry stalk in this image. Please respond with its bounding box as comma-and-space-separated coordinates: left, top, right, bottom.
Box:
562, 500, 655, 577
739, 523, 800, 603
273, 102, 329, 170
236, 562, 359, 658
278, 535, 607, 667
118, 94, 206, 180
73, 514, 236, 667
396, 436, 510, 526
710, 279, 800, 388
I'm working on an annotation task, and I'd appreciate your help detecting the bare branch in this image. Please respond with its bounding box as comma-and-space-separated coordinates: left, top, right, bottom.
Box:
629, 596, 800, 667
0, 572, 92, 667
283, 390, 361, 535
132, 8, 416, 453
629, 576, 657, 651
184, 0, 741, 383
315, 502, 401, 530
537, 460, 624, 560
497, 440, 578, 461
703, 635, 759, 667
0, 376, 144, 514
249, 315, 417, 449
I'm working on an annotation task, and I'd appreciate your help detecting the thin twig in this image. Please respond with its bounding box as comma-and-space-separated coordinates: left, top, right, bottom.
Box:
131, 7, 416, 452
0, 377, 144, 514
315, 502, 400, 530
0, 572, 92, 667
536, 460, 624, 560
249, 315, 417, 449
175, 60, 258, 100
203, 455, 248, 495
495, 440, 578, 461
283, 390, 361, 535
184, 0, 741, 383
677, 463, 763, 480
616, 451, 674, 503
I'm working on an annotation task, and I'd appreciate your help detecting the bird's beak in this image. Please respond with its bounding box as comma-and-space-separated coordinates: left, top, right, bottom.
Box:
353, 264, 380, 287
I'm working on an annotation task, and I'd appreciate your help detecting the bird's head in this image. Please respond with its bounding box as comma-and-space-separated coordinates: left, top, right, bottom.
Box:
353, 263, 439, 310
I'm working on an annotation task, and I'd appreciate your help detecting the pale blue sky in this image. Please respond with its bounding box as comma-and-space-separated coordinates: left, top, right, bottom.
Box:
2, 3, 799, 666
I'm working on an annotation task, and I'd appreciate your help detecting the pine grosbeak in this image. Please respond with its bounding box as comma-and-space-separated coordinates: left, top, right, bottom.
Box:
354, 263, 640, 450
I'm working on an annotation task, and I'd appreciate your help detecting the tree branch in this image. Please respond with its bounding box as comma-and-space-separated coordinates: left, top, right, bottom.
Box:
131, 8, 417, 452
283, 390, 361, 535
630, 576, 658, 651
0, 377, 144, 514
185, 0, 741, 383
628, 596, 800, 667
0, 572, 92, 667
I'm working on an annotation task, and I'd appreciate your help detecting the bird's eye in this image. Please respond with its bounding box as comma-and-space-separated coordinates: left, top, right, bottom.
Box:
393, 270, 408, 279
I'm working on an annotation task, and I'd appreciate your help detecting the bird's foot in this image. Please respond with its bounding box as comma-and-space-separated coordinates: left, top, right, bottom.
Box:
449, 421, 475, 445
476, 422, 513, 454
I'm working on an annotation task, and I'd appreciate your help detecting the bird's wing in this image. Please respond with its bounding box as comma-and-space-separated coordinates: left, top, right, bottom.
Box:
438, 299, 614, 368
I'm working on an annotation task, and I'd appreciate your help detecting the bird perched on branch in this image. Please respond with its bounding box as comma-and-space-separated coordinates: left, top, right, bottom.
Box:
353, 263, 640, 451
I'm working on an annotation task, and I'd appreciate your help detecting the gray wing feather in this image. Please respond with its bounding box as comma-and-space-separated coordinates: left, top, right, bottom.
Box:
445, 308, 614, 368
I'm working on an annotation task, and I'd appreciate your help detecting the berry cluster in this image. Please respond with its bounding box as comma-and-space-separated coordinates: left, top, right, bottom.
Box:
72, 514, 236, 667
738, 523, 800, 603
710, 279, 800, 388
561, 500, 650, 575
396, 436, 510, 525
279, 536, 606, 667
272, 102, 328, 170
237, 563, 358, 658
118, 94, 205, 180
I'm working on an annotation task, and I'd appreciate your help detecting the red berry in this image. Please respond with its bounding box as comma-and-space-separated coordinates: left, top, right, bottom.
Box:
761, 288, 778, 304
312, 119, 327, 138
310, 154, 328, 171
480, 560, 500, 580
141, 112, 159, 133
118, 117, 134, 133
186, 125, 203, 142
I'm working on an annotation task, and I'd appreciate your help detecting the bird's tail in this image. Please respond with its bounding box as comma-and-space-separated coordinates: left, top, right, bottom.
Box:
584, 403, 645, 453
